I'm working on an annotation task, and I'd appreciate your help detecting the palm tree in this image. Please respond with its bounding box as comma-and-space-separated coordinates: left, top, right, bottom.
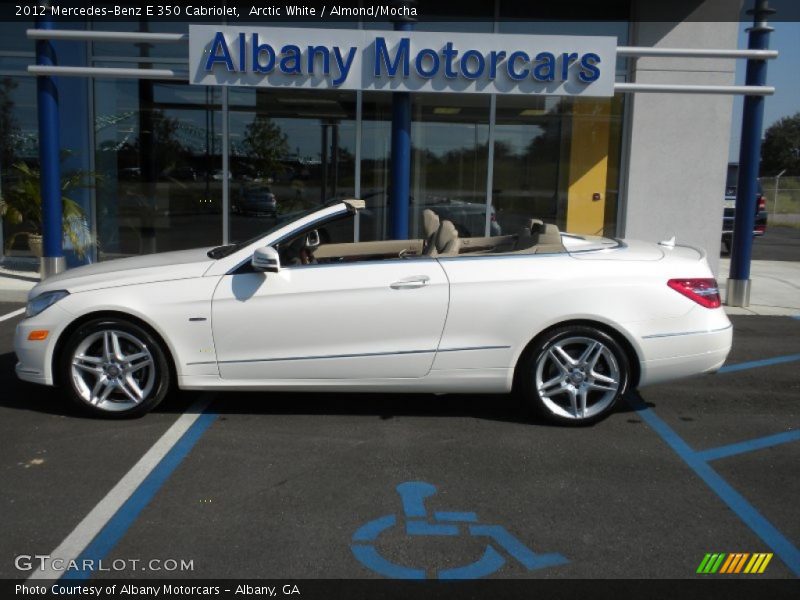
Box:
0, 162, 96, 259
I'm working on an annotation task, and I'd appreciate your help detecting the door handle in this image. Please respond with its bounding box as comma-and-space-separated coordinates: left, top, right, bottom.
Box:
390, 275, 430, 290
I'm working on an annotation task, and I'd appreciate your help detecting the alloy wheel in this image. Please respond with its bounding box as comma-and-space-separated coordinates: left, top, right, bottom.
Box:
70, 329, 156, 411
534, 336, 621, 420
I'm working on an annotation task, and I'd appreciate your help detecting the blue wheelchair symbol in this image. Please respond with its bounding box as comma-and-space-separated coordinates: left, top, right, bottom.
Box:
351, 481, 568, 579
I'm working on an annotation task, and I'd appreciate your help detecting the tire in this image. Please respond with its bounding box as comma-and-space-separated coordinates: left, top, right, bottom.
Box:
519, 325, 630, 426
60, 318, 171, 418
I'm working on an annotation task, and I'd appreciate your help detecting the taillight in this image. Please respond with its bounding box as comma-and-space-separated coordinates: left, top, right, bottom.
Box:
667, 278, 721, 309
757, 195, 766, 212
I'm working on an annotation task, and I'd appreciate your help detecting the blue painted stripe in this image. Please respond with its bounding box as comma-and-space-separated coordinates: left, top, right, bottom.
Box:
63, 411, 219, 580
352, 515, 395, 542
718, 353, 800, 374
697, 430, 800, 462
434, 511, 478, 522
406, 520, 459, 536
629, 396, 800, 576
351, 545, 425, 579
469, 525, 569, 570
438, 546, 506, 579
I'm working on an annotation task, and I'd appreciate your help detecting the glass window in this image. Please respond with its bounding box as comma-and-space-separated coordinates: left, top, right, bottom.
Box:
1, 74, 38, 258
411, 93, 490, 238
493, 93, 625, 238
90, 21, 188, 60
93, 68, 223, 258
227, 88, 357, 244
0, 21, 35, 54
360, 92, 491, 241
493, 96, 567, 234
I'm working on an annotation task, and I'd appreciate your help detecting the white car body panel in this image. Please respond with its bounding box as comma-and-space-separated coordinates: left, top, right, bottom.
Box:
210, 259, 449, 380
15, 202, 732, 400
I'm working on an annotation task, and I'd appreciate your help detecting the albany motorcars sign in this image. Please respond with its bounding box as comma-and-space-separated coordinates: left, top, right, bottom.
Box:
189, 25, 617, 96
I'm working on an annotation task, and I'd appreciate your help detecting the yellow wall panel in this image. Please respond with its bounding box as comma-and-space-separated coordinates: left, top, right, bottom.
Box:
566, 99, 611, 235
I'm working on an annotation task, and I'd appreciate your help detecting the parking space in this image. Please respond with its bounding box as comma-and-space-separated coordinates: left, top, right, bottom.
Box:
0, 304, 798, 580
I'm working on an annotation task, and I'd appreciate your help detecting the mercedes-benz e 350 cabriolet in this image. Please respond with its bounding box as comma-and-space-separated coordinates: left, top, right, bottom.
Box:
15, 200, 732, 424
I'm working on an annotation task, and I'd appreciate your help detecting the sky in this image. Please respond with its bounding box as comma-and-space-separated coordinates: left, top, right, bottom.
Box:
728, 9, 800, 161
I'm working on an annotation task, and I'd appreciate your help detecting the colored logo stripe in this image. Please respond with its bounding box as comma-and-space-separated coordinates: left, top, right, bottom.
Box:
744, 553, 773, 574
698, 553, 773, 574
697, 553, 726, 573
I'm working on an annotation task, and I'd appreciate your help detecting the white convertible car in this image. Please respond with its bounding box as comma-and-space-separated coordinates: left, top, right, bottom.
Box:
15, 200, 732, 424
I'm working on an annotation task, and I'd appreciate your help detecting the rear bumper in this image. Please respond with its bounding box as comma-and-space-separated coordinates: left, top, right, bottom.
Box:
638, 320, 733, 387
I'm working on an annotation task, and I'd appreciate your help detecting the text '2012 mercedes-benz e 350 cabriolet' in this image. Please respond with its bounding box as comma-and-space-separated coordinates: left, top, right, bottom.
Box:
15, 200, 732, 424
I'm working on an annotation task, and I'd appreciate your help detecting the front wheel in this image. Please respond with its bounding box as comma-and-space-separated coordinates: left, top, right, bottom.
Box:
519, 325, 630, 426
61, 318, 171, 418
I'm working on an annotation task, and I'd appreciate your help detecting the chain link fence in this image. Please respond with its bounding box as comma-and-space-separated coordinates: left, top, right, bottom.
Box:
760, 175, 800, 225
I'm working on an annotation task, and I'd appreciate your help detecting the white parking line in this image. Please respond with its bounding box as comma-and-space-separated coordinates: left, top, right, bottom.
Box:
0, 308, 25, 322
28, 395, 214, 580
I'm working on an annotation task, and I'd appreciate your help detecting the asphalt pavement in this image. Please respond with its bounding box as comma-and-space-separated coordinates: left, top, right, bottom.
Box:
728, 226, 800, 262
0, 302, 797, 582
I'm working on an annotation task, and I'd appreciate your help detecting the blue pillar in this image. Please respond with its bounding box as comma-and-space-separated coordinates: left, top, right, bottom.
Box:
727, 0, 774, 306
389, 10, 414, 240
58, 21, 93, 267
35, 13, 65, 277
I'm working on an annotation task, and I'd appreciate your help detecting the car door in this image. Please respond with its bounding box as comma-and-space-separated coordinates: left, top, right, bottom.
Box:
211, 257, 449, 381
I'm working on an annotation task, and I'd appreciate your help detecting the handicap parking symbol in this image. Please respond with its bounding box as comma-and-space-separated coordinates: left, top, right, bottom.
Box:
351, 481, 568, 579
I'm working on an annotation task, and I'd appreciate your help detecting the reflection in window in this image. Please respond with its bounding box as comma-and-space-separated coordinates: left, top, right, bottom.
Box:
227, 88, 356, 244
1, 74, 39, 257
493, 94, 625, 238
493, 96, 567, 234
360, 92, 491, 241
94, 73, 223, 258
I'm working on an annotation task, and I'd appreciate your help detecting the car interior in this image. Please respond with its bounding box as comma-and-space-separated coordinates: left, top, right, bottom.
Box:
276, 208, 566, 267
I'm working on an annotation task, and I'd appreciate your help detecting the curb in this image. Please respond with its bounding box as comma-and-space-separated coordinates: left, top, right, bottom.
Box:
0, 289, 30, 304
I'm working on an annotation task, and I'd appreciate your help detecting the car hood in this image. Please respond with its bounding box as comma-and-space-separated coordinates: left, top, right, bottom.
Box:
30, 247, 216, 298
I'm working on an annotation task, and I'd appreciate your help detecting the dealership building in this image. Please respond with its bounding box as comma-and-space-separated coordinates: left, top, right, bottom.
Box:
0, 1, 760, 276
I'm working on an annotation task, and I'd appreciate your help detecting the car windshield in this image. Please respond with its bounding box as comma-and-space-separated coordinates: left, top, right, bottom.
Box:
207, 203, 333, 259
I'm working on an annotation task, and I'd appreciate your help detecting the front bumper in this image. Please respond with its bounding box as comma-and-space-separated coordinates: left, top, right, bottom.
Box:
14, 304, 73, 386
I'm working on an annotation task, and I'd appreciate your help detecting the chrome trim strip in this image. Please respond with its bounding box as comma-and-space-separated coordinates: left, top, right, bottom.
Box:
186, 345, 510, 366
642, 324, 733, 339
217, 348, 436, 365
437, 345, 510, 353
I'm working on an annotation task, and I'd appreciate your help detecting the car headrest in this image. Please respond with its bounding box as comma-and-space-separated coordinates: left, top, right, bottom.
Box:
526, 218, 545, 233
435, 220, 457, 250
516, 219, 545, 250
423, 209, 440, 240
538, 223, 562, 246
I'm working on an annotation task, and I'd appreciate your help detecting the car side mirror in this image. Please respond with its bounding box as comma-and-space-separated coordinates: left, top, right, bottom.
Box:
252, 246, 281, 273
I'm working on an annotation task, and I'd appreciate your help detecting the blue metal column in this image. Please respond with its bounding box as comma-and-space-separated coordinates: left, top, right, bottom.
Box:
35, 13, 65, 277
727, 0, 774, 306
388, 4, 415, 240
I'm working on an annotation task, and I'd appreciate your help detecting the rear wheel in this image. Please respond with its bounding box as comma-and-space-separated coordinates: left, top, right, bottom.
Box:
520, 325, 630, 425
61, 318, 171, 418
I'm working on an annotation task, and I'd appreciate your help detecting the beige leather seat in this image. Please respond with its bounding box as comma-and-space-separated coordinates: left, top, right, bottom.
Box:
515, 218, 544, 251
422, 209, 440, 253
513, 219, 565, 254
535, 223, 565, 253
425, 219, 461, 257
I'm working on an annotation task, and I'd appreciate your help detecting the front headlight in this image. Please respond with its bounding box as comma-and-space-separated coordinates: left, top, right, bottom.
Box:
26, 290, 69, 319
